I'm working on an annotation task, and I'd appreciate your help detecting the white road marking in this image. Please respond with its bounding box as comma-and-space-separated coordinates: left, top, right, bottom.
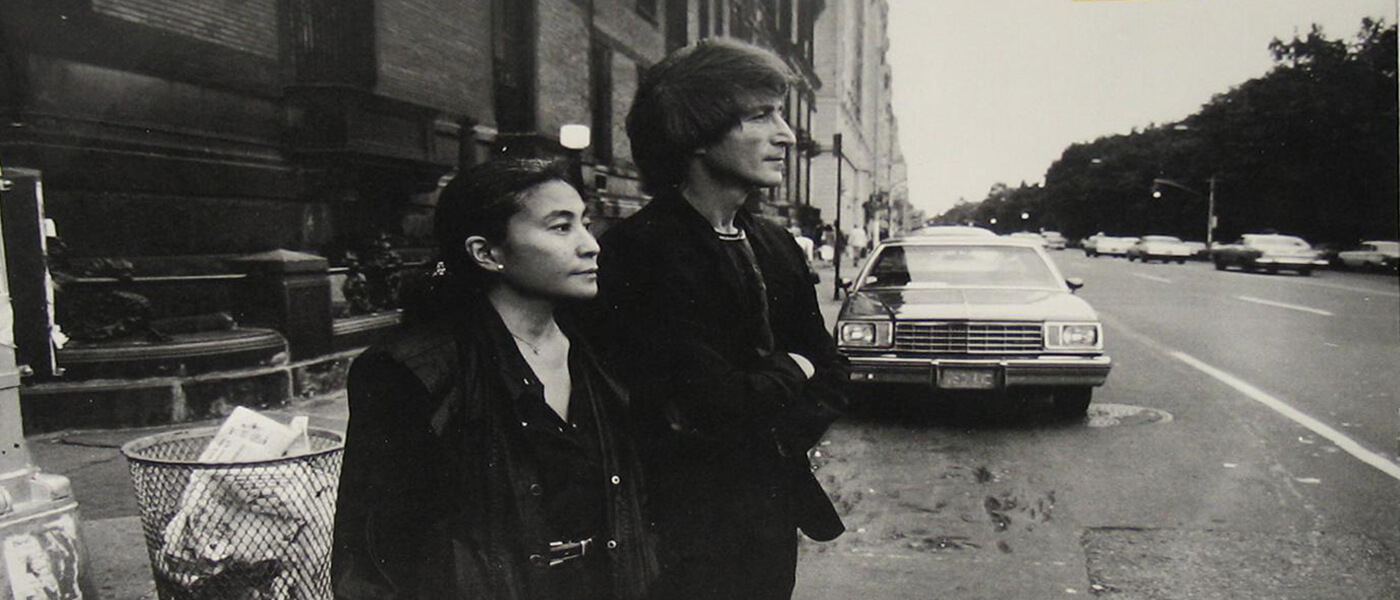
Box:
1236, 295, 1334, 316
1288, 279, 1400, 298
1170, 351, 1400, 482
1131, 273, 1173, 284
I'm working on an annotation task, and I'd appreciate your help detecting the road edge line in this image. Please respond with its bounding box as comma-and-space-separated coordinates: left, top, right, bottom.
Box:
1236, 295, 1334, 316
1170, 350, 1400, 482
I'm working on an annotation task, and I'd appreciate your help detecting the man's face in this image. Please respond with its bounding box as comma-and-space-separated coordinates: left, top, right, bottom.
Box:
698, 95, 796, 190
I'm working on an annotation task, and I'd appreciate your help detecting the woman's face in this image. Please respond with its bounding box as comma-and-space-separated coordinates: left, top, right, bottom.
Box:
491, 180, 600, 300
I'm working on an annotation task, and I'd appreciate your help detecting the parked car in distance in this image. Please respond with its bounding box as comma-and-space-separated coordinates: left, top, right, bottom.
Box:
1081, 234, 1104, 256
1336, 240, 1400, 272
1127, 235, 1193, 263
1093, 236, 1139, 258
1040, 231, 1068, 250
836, 237, 1111, 417
1210, 233, 1327, 275
908, 225, 998, 238
1007, 231, 1047, 247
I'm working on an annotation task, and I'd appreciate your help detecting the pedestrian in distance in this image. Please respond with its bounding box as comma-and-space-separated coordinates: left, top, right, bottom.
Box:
331, 157, 658, 600
587, 38, 849, 599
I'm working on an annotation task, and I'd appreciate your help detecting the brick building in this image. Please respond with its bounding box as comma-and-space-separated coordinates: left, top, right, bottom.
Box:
0, 0, 831, 429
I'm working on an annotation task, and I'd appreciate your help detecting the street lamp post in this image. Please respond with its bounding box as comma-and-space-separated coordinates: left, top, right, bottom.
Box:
833, 134, 844, 300
1152, 176, 1218, 247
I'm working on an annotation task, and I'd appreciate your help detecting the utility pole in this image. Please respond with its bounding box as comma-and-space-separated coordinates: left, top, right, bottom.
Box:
832, 133, 843, 300
1207, 176, 1217, 247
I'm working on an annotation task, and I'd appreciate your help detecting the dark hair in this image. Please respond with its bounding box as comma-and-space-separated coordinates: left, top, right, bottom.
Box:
402, 157, 573, 321
434, 157, 573, 281
626, 38, 795, 193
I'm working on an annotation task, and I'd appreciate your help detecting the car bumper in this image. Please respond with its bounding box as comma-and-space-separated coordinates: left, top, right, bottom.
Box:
847, 355, 1112, 388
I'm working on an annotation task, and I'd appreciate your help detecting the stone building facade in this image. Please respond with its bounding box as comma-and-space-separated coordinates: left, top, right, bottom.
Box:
808, 0, 906, 247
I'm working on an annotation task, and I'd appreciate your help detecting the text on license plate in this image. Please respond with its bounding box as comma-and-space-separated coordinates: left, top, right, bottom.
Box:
937, 367, 998, 390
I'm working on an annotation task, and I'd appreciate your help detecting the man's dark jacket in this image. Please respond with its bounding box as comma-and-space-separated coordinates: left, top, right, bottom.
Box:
331, 296, 658, 599
589, 189, 848, 543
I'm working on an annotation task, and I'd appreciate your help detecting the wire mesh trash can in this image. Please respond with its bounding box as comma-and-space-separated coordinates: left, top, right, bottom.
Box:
122, 427, 344, 600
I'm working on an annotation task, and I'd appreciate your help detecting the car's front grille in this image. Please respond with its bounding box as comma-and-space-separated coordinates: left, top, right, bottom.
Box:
894, 321, 1044, 354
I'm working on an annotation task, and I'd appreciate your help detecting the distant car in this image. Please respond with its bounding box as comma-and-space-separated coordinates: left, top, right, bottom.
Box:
1081, 234, 1104, 256
1126, 235, 1193, 264
1040, 231, 1068, 250
1336, 241, 1400, 272
836, 237, 1111, 417
908, 225, 998, 238
1007, 231, 1047, 247
1210, 233, 1327, 275
1093, 236, 1139, 258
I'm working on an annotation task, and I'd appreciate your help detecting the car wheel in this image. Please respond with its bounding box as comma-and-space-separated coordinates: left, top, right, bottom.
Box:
1052, 387, 1093, 418
1213, 259, 1226, 271
1298, 268, 1312, 277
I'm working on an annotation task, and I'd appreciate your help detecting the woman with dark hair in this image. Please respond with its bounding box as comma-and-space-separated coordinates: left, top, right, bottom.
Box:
331, 157, 657, 600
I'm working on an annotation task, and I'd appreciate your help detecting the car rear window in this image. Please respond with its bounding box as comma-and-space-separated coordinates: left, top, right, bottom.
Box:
864, 245, 1061, 289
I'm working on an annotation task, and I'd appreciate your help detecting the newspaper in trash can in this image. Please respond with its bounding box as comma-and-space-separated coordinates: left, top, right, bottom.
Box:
156, 407, 334, 599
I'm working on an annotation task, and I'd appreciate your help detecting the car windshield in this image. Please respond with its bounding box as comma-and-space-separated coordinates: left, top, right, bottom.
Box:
1247, 235, 1309, 248
1142, 235, 1182, 243
862, 244, 1061, 289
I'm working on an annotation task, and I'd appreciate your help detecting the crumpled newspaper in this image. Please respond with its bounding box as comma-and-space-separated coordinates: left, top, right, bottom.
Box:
157, 461, 337, 599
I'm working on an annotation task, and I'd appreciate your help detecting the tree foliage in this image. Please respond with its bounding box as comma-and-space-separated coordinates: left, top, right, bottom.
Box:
934, 19, 1398, 245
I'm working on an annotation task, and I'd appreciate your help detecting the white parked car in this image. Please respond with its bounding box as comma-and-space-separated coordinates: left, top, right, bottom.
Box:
1127, 235, 1193, 264
1336, 241, 1399, 272
1093, 236, 1139, 258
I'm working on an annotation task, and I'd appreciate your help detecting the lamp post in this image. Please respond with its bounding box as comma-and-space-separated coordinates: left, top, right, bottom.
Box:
1152, 176, 1218, 247
559, 124, 590, 193
833, 134, 844, 300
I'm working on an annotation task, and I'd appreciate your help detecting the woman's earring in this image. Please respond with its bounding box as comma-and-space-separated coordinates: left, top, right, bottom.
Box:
497, 264, 505, 271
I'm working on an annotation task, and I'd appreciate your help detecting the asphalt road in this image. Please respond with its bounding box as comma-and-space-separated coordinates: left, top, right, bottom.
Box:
795, 254, 1400, 599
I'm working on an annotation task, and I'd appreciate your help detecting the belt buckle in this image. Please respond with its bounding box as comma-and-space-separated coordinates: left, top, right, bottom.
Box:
548, 537, 593, 567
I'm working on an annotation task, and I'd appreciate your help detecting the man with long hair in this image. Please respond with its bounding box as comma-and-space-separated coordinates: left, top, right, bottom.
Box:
591, 39, 848, 599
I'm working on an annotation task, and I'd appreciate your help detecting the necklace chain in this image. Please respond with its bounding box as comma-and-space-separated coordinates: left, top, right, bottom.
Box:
509, 330, 543, 355
506, 322, 560, 357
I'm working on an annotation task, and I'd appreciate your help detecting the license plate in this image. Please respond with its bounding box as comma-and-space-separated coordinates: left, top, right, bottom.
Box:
937, 367, 998, 390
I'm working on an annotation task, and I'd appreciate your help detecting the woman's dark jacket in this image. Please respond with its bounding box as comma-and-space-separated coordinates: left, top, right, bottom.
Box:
588, 189, 849, 542
331, 296, 658, 600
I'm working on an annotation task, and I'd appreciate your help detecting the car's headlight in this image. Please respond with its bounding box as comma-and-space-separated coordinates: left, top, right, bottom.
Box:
838, 321, 893, 348
1045, 322, 1102, 350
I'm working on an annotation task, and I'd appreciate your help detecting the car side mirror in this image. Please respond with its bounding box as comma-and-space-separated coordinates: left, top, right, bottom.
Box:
1065, 277, 1085, 292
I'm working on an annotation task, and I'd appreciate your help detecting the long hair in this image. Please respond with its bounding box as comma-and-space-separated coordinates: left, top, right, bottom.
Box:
401, 157, 574, 323
626, 38, 795, 193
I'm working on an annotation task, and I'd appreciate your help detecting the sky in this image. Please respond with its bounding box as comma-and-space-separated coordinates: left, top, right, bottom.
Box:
885, 0, 1398, 218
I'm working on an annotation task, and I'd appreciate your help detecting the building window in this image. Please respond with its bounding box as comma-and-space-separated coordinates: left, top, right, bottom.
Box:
699, 0, 711, 37
637, 0, 658, 23
590, 41, 615, 164
666, 0, 688, 52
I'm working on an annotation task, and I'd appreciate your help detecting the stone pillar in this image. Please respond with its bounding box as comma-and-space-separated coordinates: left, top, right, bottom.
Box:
231, 250, 331, 359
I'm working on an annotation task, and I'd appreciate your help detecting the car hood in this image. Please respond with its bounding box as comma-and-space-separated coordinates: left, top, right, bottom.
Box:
841, 287, 1100, 322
